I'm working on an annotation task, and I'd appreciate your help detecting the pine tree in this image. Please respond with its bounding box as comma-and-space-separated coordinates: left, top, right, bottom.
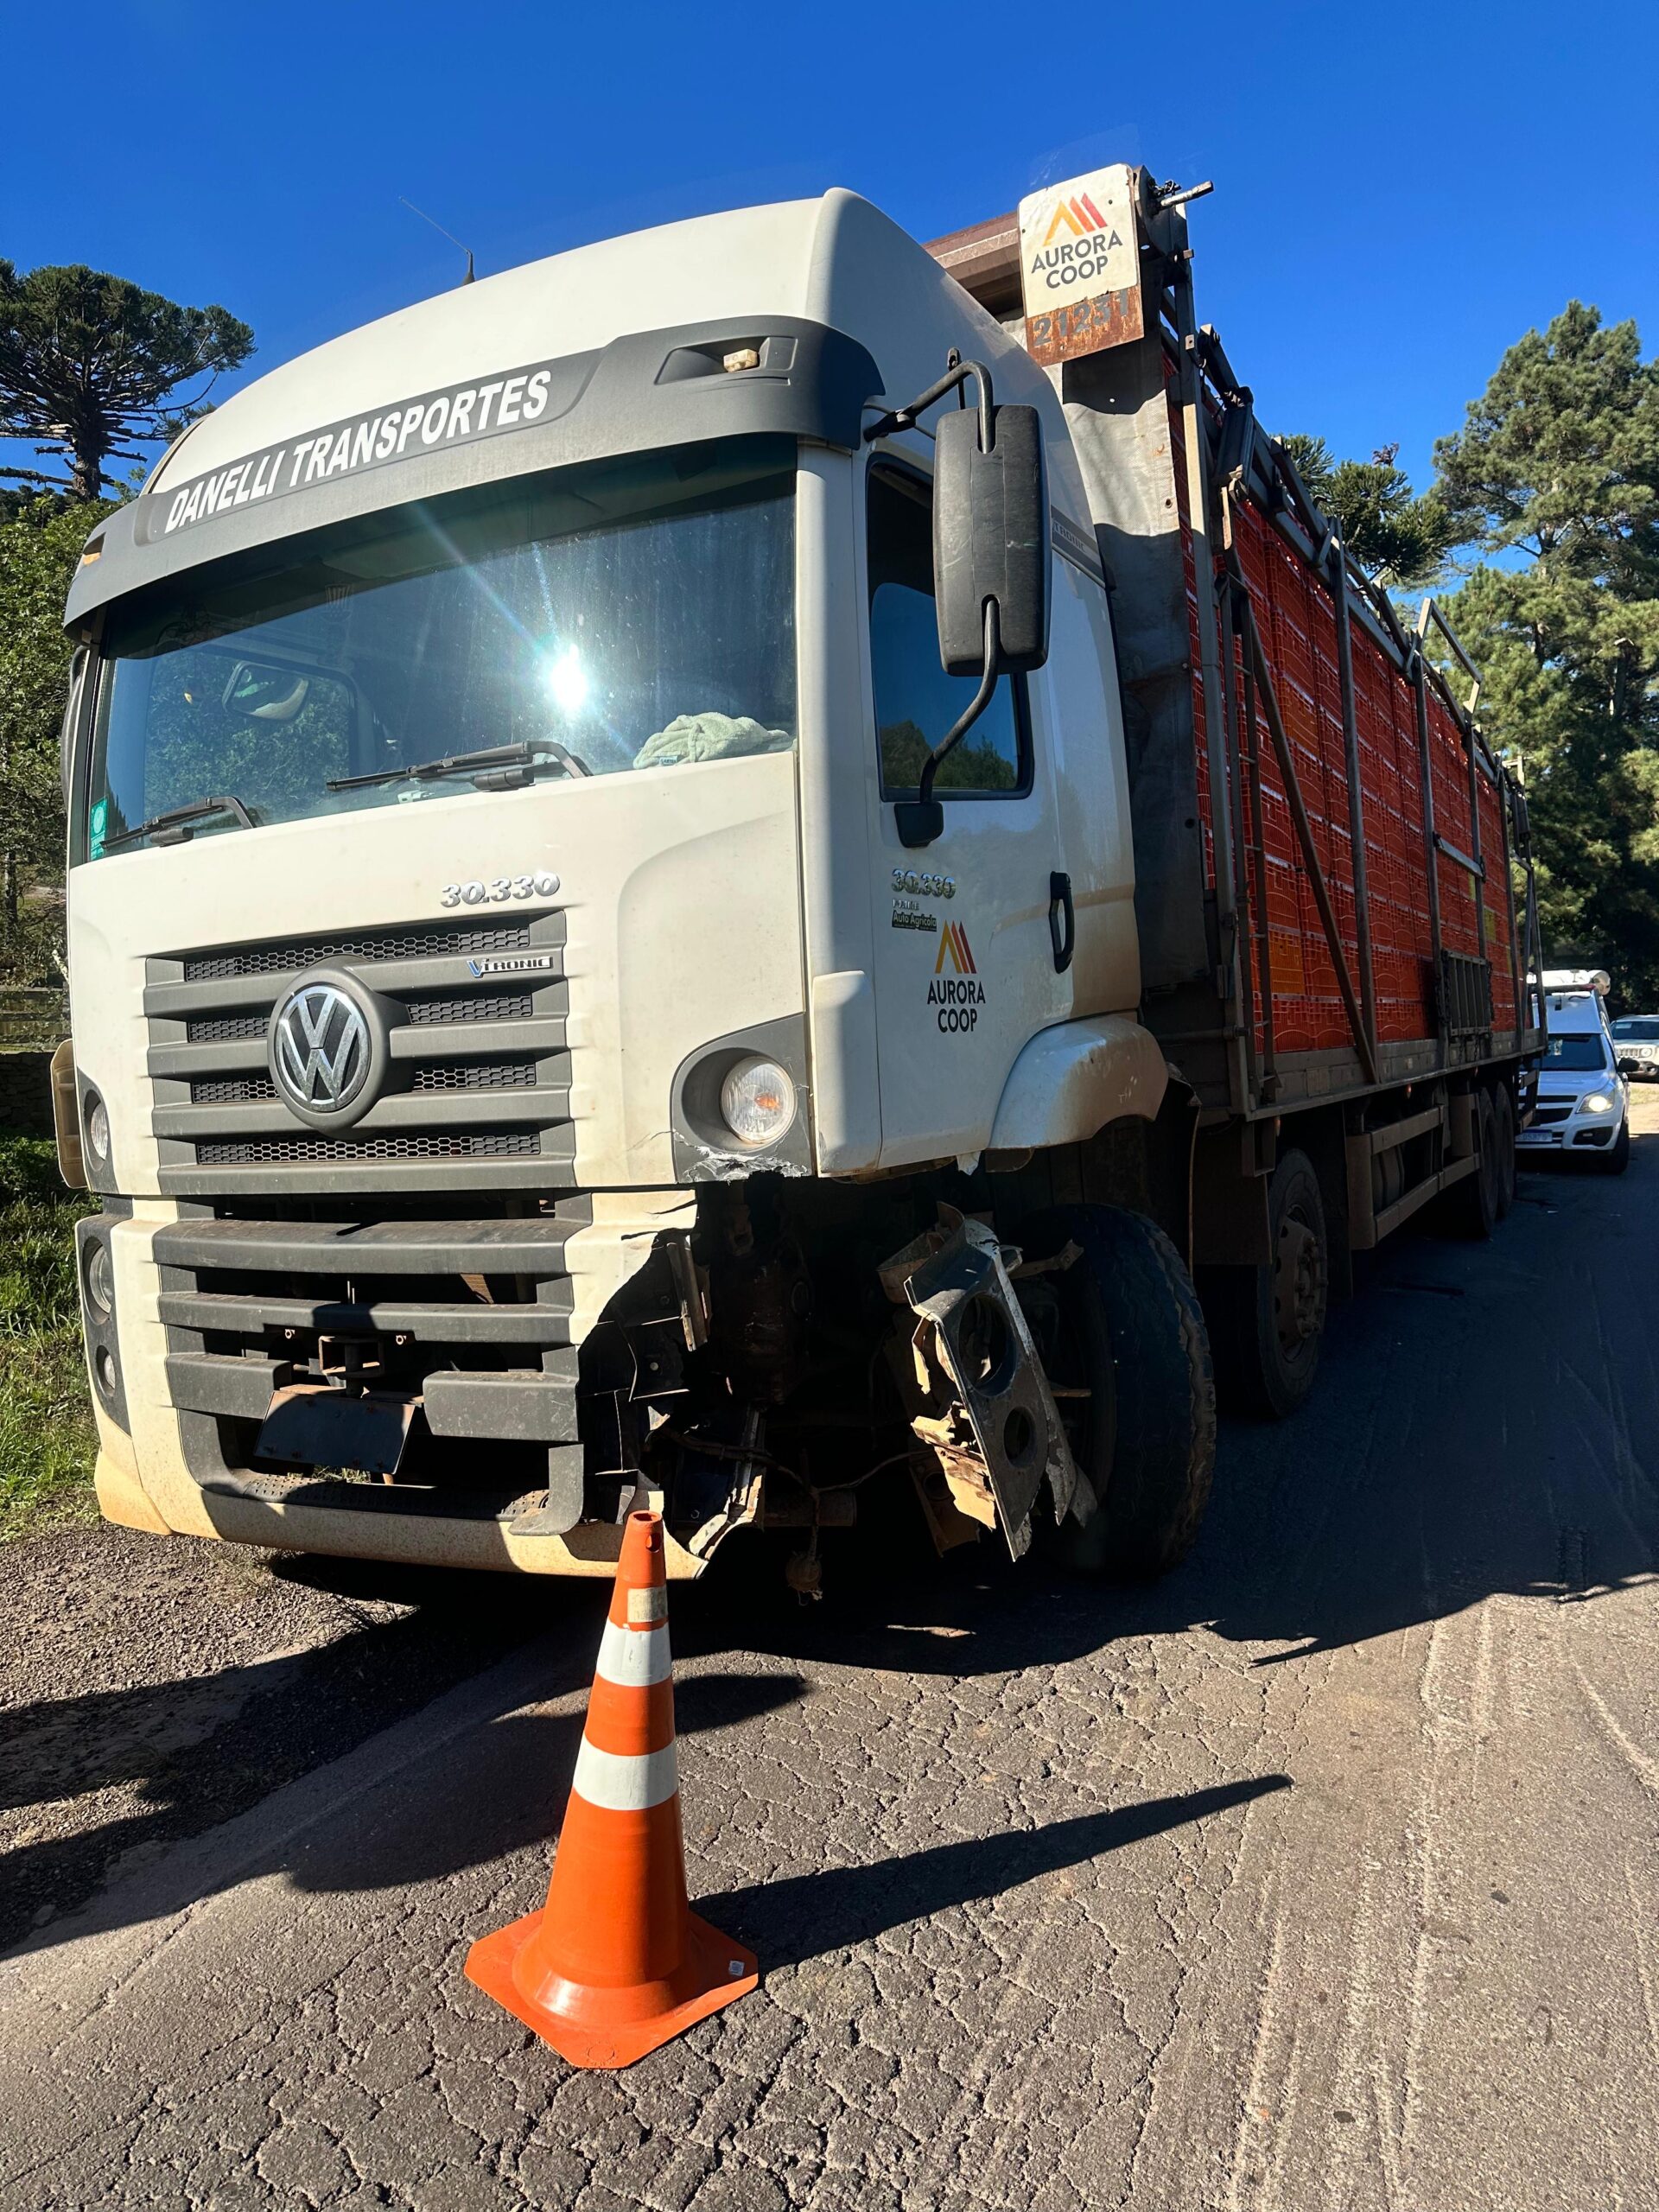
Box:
1433, 302, 1659, 1001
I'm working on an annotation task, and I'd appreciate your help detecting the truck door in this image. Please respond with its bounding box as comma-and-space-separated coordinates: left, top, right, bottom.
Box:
863, 460, 1071, 1166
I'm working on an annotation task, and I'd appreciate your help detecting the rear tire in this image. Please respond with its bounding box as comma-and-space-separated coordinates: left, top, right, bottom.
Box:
1491, 1081, 1516, 1218
1017, 1205, 1216, 1580
1201, 1147, 1330, 1421
1444, 1090, 1500, 1239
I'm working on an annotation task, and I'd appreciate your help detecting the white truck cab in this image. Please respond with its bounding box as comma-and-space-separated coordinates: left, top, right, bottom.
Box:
57, 192, 1166, 1583
1522, 971, 1630, 1173
54, 172, 1540, 1591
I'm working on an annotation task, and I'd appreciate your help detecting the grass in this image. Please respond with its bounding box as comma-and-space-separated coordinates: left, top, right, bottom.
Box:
0, 1136, 99, 1541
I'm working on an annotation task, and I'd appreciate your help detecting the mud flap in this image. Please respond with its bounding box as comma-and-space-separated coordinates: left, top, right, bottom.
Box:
889, 1216, 1088, 1560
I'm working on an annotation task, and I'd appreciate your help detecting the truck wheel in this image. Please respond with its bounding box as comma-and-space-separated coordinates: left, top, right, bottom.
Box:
1017, 1205, 1216, 1580
1491, 1082, 1516, 1217
1445, 1091, 1500, 1238
1200, 1148, 1329, 1421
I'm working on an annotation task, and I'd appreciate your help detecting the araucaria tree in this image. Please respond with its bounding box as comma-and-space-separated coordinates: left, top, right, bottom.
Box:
1433, 302, 1659, 1001
1278, 433, 1457, 588
0, 262, 253, 501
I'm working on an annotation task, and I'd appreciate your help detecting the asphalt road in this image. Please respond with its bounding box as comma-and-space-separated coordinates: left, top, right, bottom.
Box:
4, 1095, 1659, 2212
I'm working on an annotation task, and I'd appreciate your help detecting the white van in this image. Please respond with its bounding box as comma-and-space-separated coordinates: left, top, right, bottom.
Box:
1521, 972, 1630, 1173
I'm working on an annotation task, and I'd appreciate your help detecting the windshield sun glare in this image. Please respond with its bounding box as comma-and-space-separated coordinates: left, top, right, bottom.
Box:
81, 435, 797, 858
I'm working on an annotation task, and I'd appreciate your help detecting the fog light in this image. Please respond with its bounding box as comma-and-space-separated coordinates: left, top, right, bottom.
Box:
93, 1344, 118, 1402
85, 1239, 113, 1319
719, 1056, 796, 1148
86, 1092, 110, 1160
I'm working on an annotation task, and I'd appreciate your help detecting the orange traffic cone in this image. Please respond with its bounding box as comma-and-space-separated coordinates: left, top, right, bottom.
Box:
464, 1510, 759, 2068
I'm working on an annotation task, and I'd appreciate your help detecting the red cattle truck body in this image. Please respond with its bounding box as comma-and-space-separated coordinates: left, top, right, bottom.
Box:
930, 175, 1542, 1316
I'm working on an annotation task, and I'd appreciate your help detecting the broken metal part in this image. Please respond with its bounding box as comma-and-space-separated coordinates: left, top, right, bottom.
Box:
675, 1407, 767, 1559
911, 1416, 998, 1531
882, 1212, 1088, 1560
1007, 1239, 1083, 1282
663, 1230, 709, 1350
906, 1443, 989, 1556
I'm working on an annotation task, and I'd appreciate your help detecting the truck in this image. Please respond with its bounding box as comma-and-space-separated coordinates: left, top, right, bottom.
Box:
54, 166, 1543, 1591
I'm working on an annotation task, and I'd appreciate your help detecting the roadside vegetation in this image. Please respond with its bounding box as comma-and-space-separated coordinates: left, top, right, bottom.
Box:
0, 1135, 96, 1538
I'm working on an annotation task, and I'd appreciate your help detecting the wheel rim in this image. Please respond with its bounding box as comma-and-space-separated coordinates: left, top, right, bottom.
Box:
1273, 1211, 1324, 1355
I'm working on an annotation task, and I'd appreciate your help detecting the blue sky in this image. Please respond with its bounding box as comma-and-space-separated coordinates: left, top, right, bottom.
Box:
4, 0, 1656, 501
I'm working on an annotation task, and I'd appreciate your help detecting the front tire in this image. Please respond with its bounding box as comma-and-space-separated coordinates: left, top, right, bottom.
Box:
1593, 1116, 1631, 1175
1017, 1205, 1216, 1580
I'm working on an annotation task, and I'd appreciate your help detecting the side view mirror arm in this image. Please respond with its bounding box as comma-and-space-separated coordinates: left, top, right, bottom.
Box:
864, 358, 995, 448
895, 600, 1001, 851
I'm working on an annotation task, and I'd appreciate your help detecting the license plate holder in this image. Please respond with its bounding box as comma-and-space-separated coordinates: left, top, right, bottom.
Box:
255, 1382, 419, 1476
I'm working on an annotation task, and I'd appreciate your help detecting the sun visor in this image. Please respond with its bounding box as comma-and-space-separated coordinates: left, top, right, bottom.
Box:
66, 316, 880, 632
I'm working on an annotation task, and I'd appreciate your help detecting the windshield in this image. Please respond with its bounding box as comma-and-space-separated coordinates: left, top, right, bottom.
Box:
1546, 1033, 1609, 1072
1613, 1016, 1659, 1039
83, 436, 796, 857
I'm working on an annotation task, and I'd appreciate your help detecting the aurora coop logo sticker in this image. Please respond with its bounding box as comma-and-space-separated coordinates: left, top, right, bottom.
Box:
929, 922, 986, 1033
1027, 188, 1128, 295
1016, 164, 1144, 368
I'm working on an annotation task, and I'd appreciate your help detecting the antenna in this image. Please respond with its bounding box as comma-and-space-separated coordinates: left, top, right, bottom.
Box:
399, 197, 476, 284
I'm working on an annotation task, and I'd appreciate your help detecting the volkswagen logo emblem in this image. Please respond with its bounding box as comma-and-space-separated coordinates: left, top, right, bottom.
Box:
269, 976, 373, 1119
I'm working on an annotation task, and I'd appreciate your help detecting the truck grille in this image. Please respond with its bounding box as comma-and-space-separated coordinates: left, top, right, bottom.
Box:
195, 1131, 543, 1165
154, 1205, 597, 1509
144, 909, 574, 1196
181, 920, 532, 979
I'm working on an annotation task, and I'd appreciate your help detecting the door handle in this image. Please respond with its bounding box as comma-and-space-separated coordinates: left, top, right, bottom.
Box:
1048, 871, 1075, 974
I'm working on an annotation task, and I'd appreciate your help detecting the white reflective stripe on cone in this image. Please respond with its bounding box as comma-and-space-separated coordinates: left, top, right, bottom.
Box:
572, 1736, 680, 1813
595, 1618, 672, 1688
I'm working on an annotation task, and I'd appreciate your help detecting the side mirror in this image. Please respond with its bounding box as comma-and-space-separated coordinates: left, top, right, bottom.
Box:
933, 401, 1051, 677
864, 359, 1051, 849
1618, 1056, 1640, 1075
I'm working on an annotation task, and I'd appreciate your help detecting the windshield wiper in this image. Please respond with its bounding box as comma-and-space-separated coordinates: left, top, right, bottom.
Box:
327, 739, 591, 794
100, 794, 257, 851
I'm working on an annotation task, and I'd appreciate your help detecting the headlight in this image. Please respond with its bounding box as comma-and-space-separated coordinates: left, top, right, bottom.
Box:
84, 1239, 113, 1319
85, 1092, 110, 1160
719, 1056, 797, 1148
1581, 1091, 1614, 1114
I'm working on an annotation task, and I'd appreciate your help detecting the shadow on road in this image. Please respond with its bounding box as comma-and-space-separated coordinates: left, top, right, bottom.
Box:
0, 1596, 805, 1952
6, 1121, 1656, 1953
709, 1776, 1293, 1967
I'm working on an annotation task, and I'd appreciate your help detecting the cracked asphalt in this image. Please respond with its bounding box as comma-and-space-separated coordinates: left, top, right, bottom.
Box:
4, 1095, 1659, 2211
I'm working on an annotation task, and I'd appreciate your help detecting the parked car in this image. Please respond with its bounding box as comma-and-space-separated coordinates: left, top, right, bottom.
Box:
1611, 1014, 1659, 1080
1521, 982, 1630, 1173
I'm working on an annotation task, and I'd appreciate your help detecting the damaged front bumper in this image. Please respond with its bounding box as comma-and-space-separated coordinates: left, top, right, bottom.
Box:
92, 1189, 726, 1577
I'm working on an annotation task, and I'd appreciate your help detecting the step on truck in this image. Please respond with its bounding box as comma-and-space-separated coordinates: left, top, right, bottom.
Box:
56, 166, 1543, 1587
